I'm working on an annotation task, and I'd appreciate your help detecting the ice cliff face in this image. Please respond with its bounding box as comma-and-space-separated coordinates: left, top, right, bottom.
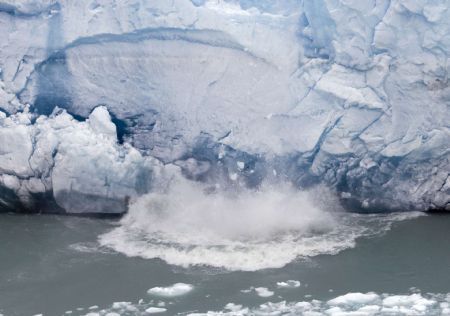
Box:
0, 0, 449, 213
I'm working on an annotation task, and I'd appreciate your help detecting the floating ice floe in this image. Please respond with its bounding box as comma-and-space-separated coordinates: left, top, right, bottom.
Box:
327, 292, 379, 306
187, 292, 450, 316
276, 280, 301, 289
254, 287, 274, 298
145, 307, 167, 314
76, 291, 450, 316
147, 283, 194, 297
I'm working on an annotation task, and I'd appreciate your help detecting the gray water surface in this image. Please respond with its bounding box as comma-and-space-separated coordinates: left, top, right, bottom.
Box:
0, 213, 449, 315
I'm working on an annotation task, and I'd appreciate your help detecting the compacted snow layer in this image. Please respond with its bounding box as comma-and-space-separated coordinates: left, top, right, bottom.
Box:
0, 0, 449, 212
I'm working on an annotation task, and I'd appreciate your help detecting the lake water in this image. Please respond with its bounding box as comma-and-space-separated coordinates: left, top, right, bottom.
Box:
0, 212, 449, 315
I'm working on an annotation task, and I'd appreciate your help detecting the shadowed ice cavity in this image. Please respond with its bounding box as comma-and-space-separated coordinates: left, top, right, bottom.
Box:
33, 3, 72, 116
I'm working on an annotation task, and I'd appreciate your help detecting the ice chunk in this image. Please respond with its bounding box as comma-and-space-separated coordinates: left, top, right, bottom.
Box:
0, 107, 174, 213
88, 106, 117, 140
183, 291, 445, 315
328, 292, 380, 306
254, 287, 274, 298
277, 280, 301, 288
147, 283, 194, 297
145, 307, 167, 314
81, 289, 449, 315
382, 294, 435, 308
224, 303, 243, 312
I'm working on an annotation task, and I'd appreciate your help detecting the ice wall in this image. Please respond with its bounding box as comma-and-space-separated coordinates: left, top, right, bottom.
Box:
0, 0, 449, 213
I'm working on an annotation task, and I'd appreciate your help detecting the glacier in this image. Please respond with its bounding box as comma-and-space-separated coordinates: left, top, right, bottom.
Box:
0, 0, 449, 213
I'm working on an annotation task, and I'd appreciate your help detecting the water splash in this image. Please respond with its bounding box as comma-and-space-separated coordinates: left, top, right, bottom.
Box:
99, 178, 423, 271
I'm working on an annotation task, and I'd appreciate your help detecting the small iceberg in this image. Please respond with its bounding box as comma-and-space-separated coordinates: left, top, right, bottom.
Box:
147, 283, 194, 297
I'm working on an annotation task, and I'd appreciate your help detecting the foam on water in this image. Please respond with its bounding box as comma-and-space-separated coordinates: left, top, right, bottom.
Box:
99, 178, 423, 271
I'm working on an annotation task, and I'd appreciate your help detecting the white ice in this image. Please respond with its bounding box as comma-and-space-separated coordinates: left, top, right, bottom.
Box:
144, 307, 167, 314
276, 280, 301, 289
254, 287, 274, 298
79, 291, 450, 316
0, 0, 449, 212
147, 283, 194, 297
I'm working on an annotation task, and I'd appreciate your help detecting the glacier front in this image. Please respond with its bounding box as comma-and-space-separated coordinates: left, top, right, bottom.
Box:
0, 0, 449, 213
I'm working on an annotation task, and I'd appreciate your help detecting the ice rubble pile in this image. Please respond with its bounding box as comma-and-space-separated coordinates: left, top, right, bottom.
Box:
0, 0, 449, 212
0, 106, 170, 213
